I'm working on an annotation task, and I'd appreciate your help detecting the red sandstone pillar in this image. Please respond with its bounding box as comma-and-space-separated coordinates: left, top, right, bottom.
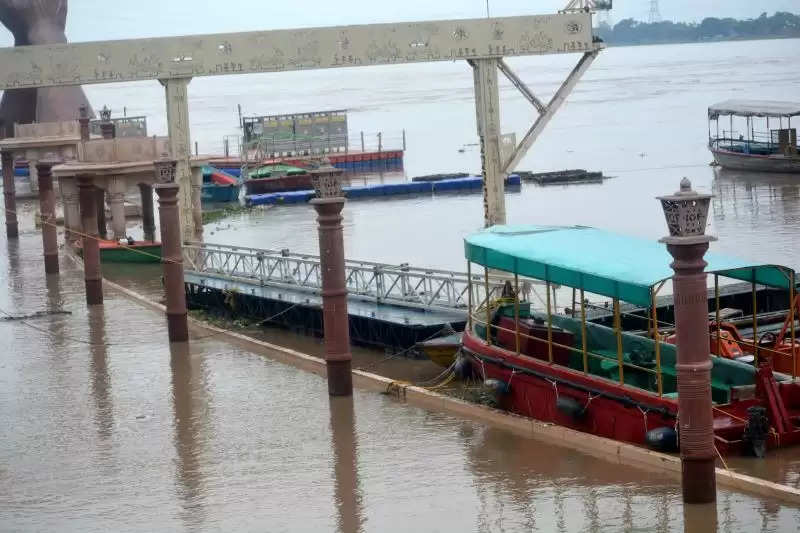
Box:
78, 175, 103, 305
2, 150, 18, 238
154, 154, 189, 343
36, 161, 59, 274
311, 170, 353, 396
156, 183, 189, 342
658, 178, 716, 504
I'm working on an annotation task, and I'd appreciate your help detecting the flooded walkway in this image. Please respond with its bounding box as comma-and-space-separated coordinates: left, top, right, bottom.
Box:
0, 224, 798, 531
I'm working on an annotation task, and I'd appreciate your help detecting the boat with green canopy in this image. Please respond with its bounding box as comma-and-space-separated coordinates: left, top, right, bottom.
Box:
461, 224, 800, 456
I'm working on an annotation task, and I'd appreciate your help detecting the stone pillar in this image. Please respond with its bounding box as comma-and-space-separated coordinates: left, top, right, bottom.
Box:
658, 178, 716, 504
139, 183, 156, 242
95, 187, 108, 239
36, 161, 59, 274
156, 184, 189, 342
162, 77, 195, 243
311, 174, 353, 396
667, 241, 716, 503
61, 177, 81, 243
108, 177, 127, 240
472, 58, 506, 228
78, 176, 103, 305
28, 158, 39, 194
2, 150, 18, 238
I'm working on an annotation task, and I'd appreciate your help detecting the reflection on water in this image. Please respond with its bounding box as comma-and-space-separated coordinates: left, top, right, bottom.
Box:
328, 396, 364, 533
169, 341, 207, 529
88, 306, 114, 442
712, 169, 800, 267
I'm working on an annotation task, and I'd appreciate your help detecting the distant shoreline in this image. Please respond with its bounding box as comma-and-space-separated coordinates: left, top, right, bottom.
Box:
601, 34, 799, 48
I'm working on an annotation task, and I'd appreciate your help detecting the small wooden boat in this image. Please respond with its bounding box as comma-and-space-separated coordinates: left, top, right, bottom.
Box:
415, 333, 462, 367
76, 239, 162, 263
245, 164, 311, 195
202, 166, 241, 204
708, 100, 800, 173
462, 224, 800, 456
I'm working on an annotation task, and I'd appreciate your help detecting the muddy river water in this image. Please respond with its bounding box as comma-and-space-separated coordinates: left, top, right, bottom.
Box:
2, 37, 800, 531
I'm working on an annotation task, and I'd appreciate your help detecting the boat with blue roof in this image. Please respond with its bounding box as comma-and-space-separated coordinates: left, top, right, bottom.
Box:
460, 224, 800, 456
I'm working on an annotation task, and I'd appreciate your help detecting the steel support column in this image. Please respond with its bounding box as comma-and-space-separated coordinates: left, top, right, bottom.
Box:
156, 183, 189, 342
162, 77, 195, 243
472, 58, 506, 228
311, 194, 353, 396
35, 161, 59, 274
78, 176, 103, 305
2, 150, 17, 238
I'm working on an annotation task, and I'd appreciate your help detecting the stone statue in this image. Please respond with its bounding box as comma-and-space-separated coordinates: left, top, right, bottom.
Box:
0, 0, 93, 137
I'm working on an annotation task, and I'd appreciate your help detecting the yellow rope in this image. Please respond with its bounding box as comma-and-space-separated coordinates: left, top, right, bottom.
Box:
1, 204, 174, 263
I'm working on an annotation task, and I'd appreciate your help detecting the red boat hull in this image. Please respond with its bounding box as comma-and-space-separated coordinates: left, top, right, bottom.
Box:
463, 330, 800, 455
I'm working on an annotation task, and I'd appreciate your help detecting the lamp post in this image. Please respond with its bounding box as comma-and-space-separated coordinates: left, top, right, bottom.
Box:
311, 165, 353, 396
657, 177, 717, 504
154, 153, 189, 343
99, 105, 115, 139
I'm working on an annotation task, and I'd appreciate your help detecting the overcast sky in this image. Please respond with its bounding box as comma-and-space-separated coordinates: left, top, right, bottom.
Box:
0, 0, 798, 45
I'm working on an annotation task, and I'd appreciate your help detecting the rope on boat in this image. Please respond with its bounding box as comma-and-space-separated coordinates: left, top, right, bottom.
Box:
637, 406, 649, 434
714, 444, 730, 471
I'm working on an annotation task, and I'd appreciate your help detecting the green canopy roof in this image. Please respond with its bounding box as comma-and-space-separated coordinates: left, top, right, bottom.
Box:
464, 225, 795, 307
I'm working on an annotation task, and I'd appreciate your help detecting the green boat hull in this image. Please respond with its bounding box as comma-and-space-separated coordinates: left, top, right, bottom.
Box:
97, 245, 162, 263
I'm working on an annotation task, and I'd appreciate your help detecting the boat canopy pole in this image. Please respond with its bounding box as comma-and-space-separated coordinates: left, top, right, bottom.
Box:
614, 298, 624, 384
485, 268, 492, 346
514, 272, 521, 355
580, 288, 588, 374
715, 274, 721, 355
752, 277, 759, 366
499, 51, 600, 174
467, 261, 473, 332
651, 288, 663, 397
789, 270, 797, 379
546, 280, 554, 363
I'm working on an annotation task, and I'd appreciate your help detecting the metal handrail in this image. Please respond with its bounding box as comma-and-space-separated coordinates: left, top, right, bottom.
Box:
182, 242, 540, 313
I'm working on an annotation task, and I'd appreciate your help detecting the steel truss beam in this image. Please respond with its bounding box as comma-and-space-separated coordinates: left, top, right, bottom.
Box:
500, 50, 600, 174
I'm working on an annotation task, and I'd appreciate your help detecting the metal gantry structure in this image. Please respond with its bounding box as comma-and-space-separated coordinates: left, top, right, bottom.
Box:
0, 11, 602, 232
183, 242, 543, 313
648, 0, 662, 23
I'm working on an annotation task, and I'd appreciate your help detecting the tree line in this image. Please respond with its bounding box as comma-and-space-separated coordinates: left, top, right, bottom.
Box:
595, 11, 800, 45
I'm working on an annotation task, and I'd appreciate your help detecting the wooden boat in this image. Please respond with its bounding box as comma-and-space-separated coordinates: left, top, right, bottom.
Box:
708, 100, 800, 173
415, 333, 462, 367
245, 164, 312, 195
76, 239, 161, 263
202, 166, 241, 204
461, 225, 800, 456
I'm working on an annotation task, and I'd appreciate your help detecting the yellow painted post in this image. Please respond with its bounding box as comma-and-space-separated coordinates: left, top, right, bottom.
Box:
652, 289, 662, 396
791, 271, 796, 379
715, 274, 721, 354
546, 280, 553, 363
614, 298, 624, 384
467, 261, 473, 332
752, 280, 758, 365
514, 273, 521, 355
485, 268, 492, 346
580, 288, 588, 374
